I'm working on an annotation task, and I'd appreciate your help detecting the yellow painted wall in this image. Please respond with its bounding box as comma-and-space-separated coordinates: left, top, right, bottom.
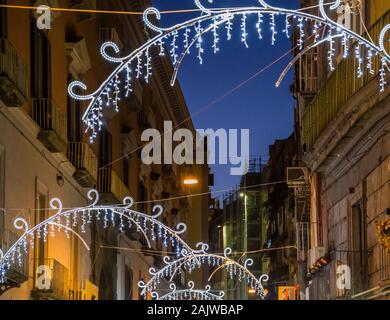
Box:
368, 0, 390, 24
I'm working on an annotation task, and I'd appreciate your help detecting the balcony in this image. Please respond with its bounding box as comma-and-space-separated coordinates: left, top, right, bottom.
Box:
98, 168, 129, 203
32, 258, 69, 300
0, 38, 28, 107
68, 142, 98, 188
68, 280, 98, 300
302, 10, 390, 151
0, 230, 29, 292
33, 98, 68, 153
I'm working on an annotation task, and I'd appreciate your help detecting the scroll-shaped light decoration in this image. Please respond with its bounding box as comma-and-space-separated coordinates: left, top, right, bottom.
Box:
68, 0, 390, 143
151, 281, 225, 300
139, 245, 269, 300
0, 190, 197, 284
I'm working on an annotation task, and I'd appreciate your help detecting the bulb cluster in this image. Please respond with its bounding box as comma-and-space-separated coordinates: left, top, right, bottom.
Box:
327, 27, 336, 72
380, 57, 387, 92
240, 14, 249, 48
355, 42, 363, 78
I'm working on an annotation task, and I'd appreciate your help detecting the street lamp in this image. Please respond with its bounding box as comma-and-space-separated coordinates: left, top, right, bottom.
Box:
183, 177, 199, 185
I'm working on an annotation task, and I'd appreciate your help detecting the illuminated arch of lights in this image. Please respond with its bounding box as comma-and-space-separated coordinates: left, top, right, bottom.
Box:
0, 190, 269, 300
151, 281, 225, 300
68, 0, 390, 143
138, 244, 269, 300
0, 189, 200, 283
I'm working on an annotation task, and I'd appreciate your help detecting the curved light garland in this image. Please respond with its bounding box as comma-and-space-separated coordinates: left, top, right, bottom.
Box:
138, 245, 269, 300
0, 189, 199, 283
0, 190, 269, 300
68, 0, 390, 143
151, 281, 225, 300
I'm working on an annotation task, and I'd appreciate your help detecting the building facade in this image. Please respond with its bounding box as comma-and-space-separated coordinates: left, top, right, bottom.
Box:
0, 0, 210, 300
261, 135, 309, 300
209, 158, 268, 300
295, 0, 390, 299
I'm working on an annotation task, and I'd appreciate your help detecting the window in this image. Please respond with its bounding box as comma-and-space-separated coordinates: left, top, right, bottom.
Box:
99, 128, 112, 167
138, 182, 147, 213
299, 49, 319, 93
31, 20, 51, 98
138, 182, 149, 248
124, 267, 133, 300
0, 0, 7, 38
67, 76, 82, 142
35, 186, 48, 264
351, 201, 368, 294
123, 158, 129, 188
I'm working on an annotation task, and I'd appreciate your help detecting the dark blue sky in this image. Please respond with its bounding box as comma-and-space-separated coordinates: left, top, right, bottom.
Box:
153, 0, 299, 197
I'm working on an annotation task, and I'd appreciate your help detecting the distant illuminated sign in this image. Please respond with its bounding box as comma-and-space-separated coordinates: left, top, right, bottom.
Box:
278, 286, 299, 300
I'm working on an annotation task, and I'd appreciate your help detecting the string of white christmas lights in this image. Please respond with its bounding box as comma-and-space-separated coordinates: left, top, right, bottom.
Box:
68, 0, 390, 143
0, 189, 269, 300
151, 281, 225, 300
0, 189, 200, 283
138, 245, 269, 300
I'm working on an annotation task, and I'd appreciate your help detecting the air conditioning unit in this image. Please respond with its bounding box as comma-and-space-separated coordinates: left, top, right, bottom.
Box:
307, 246, 325, 268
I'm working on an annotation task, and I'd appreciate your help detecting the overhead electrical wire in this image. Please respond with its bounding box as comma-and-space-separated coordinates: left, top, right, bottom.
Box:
0, 2, 337, 16
0, 178, 299, 212
99, 244, 297, 257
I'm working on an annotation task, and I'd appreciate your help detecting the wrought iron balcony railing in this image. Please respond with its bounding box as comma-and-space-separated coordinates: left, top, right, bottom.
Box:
68, 279, 98, 300
302, 10, 390, 150
32, 258, 69, 300
1, 229, 29, 284
0, 38, 28, 107
68, 142, 98, 187
33, 98, 68, 153
379, 245, 390, 282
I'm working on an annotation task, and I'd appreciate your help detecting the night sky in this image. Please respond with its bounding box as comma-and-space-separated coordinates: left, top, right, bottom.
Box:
152, 0, 300, 198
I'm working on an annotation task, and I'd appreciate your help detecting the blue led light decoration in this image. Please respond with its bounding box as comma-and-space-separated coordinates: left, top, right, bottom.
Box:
68, 0, 390, 143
